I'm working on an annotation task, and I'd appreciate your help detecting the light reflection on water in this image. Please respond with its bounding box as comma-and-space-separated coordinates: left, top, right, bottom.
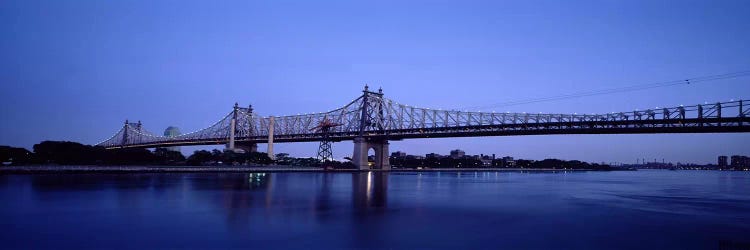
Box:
0, 170, 749, 249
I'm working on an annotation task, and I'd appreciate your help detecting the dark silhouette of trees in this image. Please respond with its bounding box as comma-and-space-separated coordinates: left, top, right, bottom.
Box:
246, 152, 273, 165
2, 140, 609, 170
0, 146, 33, 165
154, 148, 186, 164
392, 157, 484, 169
33, 141, 96, 165
185, 150, 273, 166
2, 141, 185, 166
390, 155, 610, 170
186, 150, 213, 165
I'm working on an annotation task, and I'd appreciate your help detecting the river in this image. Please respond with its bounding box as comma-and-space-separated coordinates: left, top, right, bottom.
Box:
1, 170, 749, 249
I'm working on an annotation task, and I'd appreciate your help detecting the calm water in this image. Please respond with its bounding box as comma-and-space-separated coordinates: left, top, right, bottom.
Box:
1, 170, 749, 249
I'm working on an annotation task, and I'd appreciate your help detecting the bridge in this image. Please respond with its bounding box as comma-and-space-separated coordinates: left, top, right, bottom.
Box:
97, 86, 750, 170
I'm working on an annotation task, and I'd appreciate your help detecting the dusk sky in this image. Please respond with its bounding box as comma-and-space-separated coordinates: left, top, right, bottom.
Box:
1, 0, 749, 164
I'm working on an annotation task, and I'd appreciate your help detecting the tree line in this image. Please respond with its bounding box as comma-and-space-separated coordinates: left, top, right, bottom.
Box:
390, 156, 612, 170
2, 141, 609, 170
0, 141, 277, 166
0, 141, 348, 167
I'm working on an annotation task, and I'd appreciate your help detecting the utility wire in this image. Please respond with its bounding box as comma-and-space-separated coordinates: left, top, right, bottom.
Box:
461, 70, 750, 110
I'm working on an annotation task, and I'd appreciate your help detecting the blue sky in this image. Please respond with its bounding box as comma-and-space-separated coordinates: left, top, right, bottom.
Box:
1, 0, 749, 164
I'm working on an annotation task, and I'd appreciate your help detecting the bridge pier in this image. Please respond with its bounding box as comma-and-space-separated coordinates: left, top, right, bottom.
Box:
225, 142, 257, 153
237, 142, 258, 153
352, 137, 390, 170
268, 116, 275, 160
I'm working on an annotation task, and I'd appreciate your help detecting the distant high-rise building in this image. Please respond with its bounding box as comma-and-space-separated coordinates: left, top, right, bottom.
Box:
450, 149, 465, 159
731, 155, 749, 168
163, 126, 181, 152
718, 156, 728, 167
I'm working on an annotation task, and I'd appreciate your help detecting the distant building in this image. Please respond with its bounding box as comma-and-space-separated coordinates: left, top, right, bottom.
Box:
406, 155, 424, 160
426, 153, 443, 159
450, 149, 465, 159
468, 155, 481, 160
718, 156, 728, 167
163, 126, 181, 152
502, 156, 515, 168
480, 158, 493, 166
731, 155, 749, 168
391, 151, 407, 158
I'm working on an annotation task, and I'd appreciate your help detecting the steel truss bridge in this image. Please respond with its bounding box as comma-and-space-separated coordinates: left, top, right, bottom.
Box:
97, 86, 750, 170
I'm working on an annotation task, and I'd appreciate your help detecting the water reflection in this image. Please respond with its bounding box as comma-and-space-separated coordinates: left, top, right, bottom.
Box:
3, 171, 750, 249
352, 172, 388, 211
33, 172, 392, 230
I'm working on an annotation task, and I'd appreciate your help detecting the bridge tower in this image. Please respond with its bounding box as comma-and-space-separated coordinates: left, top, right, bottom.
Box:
352, 85, 390, 170
121, 119, 129, 148
227, 103, 259, 153
120, 120, 142, 147
235, 104, 258, 153
227, 102, 239, 152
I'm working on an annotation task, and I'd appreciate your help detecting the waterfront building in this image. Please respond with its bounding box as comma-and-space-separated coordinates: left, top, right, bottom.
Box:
502, 156, 515, 168
481, 159, 493, 166
731, 155, 749, 168
426, 153, 443, 159
391, 151, 407, 158
450, 149, 465, 159
405, 155, 424, 160
718, 156, 728, 167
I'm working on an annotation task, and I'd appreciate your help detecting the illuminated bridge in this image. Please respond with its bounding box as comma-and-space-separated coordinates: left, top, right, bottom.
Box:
97, 86, 750, 170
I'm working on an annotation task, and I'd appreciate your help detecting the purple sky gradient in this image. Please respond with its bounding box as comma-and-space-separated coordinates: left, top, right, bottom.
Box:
1, 0, 749, 164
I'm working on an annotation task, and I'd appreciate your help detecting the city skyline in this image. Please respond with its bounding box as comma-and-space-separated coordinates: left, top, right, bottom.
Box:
2, 0, 749, 164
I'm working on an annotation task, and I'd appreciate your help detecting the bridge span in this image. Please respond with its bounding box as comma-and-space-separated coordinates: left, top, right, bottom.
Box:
97, 86, 750, 170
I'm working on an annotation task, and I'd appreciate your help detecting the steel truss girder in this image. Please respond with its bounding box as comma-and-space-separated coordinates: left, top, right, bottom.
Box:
97, 91, 750, 149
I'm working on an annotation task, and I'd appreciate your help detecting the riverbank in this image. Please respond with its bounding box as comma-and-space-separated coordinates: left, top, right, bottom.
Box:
0, 165, 619, 174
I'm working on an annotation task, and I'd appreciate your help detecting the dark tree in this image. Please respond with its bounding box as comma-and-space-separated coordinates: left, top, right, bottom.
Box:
0, 146, 33, 165
246, 152, 273, 165
187, 150, 213, 166
154, 148, 186, 165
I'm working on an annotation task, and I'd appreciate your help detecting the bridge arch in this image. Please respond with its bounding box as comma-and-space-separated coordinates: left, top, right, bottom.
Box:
352, 137, 390, 170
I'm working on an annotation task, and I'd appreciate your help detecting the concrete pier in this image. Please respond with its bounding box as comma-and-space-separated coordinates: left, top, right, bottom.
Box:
267, 116, 275, 160
352, 137, 390, 170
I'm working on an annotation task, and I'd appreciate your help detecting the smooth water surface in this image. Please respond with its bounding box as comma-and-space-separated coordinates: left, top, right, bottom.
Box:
1, 170, 749, 249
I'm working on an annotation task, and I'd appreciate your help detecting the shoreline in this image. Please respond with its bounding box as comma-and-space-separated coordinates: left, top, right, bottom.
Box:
0, 165, 618, 174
